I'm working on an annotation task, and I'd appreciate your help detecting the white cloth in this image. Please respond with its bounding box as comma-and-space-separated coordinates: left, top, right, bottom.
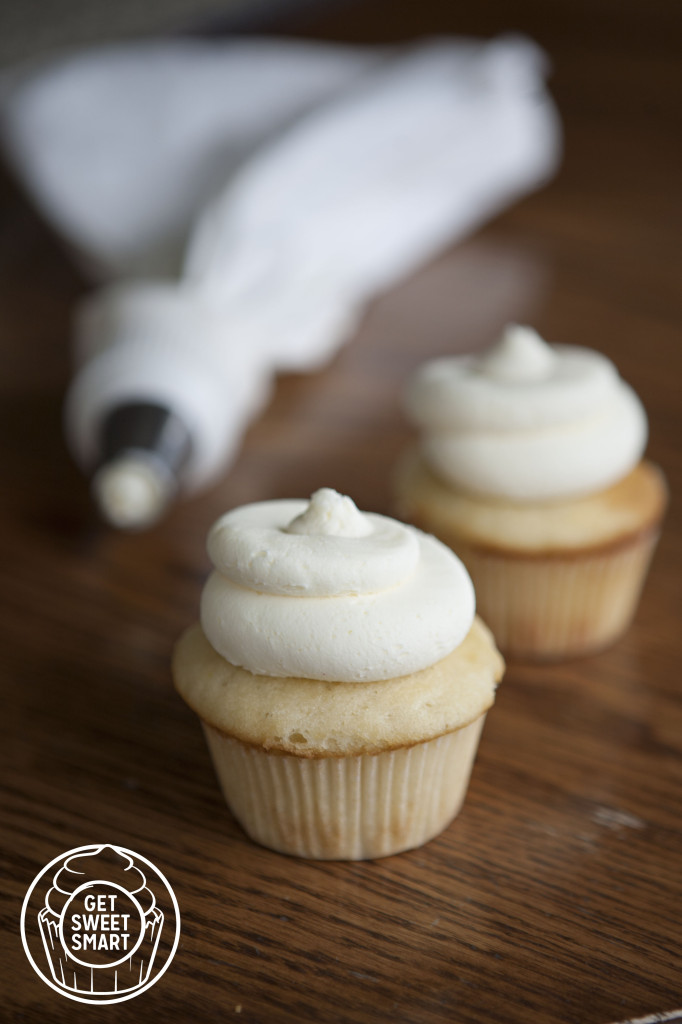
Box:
0, 35, 561, 491
0, 36, 560, 280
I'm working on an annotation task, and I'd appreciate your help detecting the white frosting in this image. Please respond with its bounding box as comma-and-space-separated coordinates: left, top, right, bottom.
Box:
92, 453, 174, 529
200, 488, 475, 682
406, 325, 648, 501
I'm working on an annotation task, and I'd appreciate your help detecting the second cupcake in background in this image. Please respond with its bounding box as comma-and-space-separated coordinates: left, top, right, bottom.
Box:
174, 488, 504, 860
394, 325, 667, 659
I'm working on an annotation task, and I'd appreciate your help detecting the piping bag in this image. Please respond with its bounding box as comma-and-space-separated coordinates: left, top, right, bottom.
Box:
0, 35, 560, 529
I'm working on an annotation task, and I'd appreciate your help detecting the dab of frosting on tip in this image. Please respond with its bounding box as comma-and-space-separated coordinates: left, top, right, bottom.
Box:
92, 454, 173, 529
285, 488, 372, 537
480, 323, 557, 382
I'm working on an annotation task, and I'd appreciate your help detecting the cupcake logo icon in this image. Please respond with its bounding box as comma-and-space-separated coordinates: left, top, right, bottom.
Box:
21, 844, 180, 1004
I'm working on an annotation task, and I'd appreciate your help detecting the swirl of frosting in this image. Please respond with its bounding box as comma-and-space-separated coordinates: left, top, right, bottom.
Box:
406, 325, 648, 501
200, 488, 474, 682
46, 845, 155, 917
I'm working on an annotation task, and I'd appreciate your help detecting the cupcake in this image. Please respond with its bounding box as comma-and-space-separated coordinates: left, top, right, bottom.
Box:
173, 488, 504, 860
37, 845, 164, 997
394, 325, 667, 659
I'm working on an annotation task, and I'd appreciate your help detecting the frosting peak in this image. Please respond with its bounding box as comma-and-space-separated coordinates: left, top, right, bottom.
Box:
285, 488, 371, 538
481, 323, 556, 382
406, 325, 647, 501
201, 491, 474, 681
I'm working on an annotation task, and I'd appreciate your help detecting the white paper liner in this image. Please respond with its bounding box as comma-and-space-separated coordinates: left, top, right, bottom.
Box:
202, 716, 486, 860
459, 532, 660, 658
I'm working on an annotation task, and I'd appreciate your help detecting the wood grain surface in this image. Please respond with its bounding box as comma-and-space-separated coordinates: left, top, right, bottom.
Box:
1, 2, 681, 1022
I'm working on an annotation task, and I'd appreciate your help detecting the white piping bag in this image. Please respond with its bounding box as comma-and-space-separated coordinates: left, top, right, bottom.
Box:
0, 35, 560, 528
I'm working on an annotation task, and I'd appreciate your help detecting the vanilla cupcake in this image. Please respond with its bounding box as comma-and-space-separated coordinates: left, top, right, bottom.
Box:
395, 325, 667, 659
173, 488, 503, 860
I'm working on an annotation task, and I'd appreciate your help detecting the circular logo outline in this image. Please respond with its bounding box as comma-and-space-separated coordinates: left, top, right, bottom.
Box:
21, 844, 181, 1005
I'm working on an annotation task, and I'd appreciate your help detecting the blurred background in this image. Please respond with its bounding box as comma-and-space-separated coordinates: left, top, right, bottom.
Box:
1, 0, 680, 68
2, 0, 679, 405
0, 0, 679, 522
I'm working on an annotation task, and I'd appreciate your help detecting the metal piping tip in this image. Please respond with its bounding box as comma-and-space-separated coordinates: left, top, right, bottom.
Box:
92, 401, 193, 529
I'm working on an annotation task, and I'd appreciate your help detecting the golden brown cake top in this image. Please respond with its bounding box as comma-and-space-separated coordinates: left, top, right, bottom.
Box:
394, 451, 667, 555
173, 617, 504, 758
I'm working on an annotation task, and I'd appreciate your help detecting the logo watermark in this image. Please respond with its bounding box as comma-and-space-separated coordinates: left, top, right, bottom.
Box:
21, 844, 180, 1005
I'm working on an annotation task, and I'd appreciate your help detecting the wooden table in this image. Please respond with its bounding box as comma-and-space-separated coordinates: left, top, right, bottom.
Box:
1, 3, 680, 1021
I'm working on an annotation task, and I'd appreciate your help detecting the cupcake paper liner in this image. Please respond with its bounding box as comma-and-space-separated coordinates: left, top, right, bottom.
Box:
202, 715, 486, 860
457, 530, 660, 658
